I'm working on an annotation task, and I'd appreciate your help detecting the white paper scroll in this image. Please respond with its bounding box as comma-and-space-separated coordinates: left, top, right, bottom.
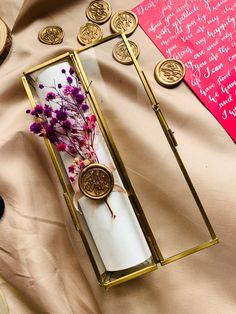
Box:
33, 61, 151, 272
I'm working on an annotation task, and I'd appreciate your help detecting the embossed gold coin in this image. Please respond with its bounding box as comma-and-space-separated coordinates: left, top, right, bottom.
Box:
79, 163, 114, 200
110, 10, 138, 36
86, 0, 112, 24
78, 22, 103, 45
38, 26, 64, 45
112, 40, 140, 65
154, 59, 185, 88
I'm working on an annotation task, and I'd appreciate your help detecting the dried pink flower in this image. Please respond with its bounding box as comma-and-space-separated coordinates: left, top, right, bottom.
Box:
56, 143, 67, 151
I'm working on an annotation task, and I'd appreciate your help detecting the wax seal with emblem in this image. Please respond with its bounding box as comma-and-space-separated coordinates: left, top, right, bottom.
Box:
110, 10, 138, 36
0, 18, 12, 65
112, 40, 140, 65
79, 163, 114, 200
86, 0, 112, 24
78, 22, 103, 45
38, 26, 64, 45
154, 59, 186, 88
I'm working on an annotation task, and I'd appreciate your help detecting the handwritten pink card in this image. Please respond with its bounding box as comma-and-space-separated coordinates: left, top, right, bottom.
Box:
133, 0, 236, 142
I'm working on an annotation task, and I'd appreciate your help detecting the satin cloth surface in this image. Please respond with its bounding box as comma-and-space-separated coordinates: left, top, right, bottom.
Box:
0, 1, 236, 313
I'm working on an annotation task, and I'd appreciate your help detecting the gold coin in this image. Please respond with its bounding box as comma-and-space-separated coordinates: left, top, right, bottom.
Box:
154, 59, 185, 88
86, 0, 112, 24
112, 40, 140, 65
38, 26, 64, 45
79, 163, 114, 200
78, 22, 103, 46
110, 10, 138, 36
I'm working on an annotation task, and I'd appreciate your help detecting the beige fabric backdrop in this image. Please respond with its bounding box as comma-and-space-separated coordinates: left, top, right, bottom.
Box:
0, 0, 235, 313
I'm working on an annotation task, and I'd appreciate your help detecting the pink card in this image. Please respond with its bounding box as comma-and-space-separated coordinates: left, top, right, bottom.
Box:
133, 0, 236, 142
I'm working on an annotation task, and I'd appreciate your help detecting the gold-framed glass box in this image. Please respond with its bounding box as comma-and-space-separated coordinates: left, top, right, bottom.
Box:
22, 33, 218, 288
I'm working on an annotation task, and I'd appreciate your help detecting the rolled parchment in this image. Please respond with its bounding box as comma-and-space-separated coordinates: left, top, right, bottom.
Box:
33, 61, 151, 271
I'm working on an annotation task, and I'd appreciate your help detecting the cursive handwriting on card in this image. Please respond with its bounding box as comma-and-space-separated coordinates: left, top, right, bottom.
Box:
133, 0, 236, 142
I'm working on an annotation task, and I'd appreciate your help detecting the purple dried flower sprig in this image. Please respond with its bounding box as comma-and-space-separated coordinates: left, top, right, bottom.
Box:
27, 67, 98, 182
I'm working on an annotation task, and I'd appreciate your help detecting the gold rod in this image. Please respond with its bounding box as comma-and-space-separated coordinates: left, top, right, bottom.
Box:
22, 76, 36, 105
24, 52, 71, 75
102, 264, 158, 288
75, 32, 122, 54
161, 238, 219, 265
63, 193, 80, 231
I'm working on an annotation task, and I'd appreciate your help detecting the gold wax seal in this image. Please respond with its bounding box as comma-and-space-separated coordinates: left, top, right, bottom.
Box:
78, 22, 103, 45
154, 59, 185, 88
86, 0, 112, 24
38, 26, 64, 45
0, 18, 12, 65
110, 10, 138, 36
112, 40, 140, 65
79, 163, 114, 200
